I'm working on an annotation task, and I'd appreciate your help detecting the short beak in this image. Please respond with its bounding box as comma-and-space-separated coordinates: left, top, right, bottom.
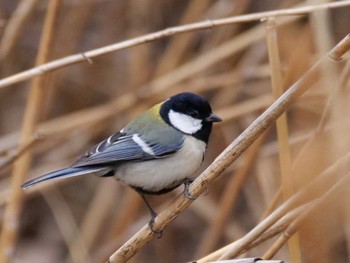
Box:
206, 113, 222, 123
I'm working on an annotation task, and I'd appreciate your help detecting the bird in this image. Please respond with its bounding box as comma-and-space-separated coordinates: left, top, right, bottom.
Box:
22, 92, 221, 232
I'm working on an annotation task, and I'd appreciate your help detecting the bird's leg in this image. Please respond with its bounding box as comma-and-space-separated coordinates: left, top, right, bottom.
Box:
139, 193, 163, 238
183, 179, 199, 200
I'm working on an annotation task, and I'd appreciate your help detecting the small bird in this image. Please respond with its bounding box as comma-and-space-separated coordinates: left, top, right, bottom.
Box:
22, 92, 221, 231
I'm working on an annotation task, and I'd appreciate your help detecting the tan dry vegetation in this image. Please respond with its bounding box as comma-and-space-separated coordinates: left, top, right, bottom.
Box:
0, 1, 350, 263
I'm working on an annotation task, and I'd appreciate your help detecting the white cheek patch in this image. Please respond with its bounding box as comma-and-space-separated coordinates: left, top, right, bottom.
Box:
132, 134, 155, 155
168, 110, 203, 134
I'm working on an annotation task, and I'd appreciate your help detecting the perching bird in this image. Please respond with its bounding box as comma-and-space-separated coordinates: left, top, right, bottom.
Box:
22, 92, 221, 231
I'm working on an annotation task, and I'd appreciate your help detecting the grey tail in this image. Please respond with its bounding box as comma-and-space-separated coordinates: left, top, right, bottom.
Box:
21, 166, 108, 189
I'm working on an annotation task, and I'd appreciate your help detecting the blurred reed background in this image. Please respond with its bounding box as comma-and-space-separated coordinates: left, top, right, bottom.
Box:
0, 0, 350, 262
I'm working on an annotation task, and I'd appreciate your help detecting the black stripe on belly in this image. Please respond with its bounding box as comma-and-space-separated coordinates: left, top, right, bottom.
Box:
131, 180, 185, 195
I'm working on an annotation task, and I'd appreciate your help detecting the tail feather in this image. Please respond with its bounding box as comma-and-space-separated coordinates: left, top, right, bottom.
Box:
21, 166, 109, 189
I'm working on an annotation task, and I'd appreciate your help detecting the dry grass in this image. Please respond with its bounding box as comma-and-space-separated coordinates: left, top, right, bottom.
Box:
0, 1, 350, 263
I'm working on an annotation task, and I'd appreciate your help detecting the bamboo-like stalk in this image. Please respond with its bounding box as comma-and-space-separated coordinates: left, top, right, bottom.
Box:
1, 1, 350, 89
264, 18, 301, 262
0, 1, 61, 262
106, 31, 350, 263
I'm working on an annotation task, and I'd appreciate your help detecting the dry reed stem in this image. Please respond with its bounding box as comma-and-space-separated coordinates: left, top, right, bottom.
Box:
263, 173, 350, 259
42, 186, 90, 263
0, 1, 61, 261
195, 132, 268, 257
200, 149, 350, 262
328, 34, 350, 60
107, 29, 350, 263
0, 0, 38, 61
1, 1, 350, 89
264, 18, 301, 263
264, 18, 293, 199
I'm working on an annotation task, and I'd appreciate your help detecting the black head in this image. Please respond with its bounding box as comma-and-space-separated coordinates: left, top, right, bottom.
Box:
160, 92, 221, 143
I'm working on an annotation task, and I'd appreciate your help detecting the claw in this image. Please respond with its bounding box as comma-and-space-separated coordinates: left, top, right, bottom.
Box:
183, 180, 198, 200
148, 215, 163, 238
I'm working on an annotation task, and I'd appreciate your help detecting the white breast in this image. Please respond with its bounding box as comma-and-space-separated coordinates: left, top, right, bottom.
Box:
114, 136, 206, 193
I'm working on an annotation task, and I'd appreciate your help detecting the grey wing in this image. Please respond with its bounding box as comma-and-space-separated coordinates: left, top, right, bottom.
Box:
72, 131, 184, 167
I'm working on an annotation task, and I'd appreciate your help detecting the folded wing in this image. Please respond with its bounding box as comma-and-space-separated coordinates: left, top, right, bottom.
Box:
73, 130, 184, 167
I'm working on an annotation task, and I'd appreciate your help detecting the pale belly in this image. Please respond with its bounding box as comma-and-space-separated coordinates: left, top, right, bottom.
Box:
114, 136, 206, 193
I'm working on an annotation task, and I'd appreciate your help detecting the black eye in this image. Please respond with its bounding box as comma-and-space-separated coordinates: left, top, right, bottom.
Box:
188, 110, 200, 118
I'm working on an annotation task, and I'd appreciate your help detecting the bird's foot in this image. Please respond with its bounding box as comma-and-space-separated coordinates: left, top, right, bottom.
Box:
183, 180, 198, 200
139, 193, 163, 238
148, 212, 163, 238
